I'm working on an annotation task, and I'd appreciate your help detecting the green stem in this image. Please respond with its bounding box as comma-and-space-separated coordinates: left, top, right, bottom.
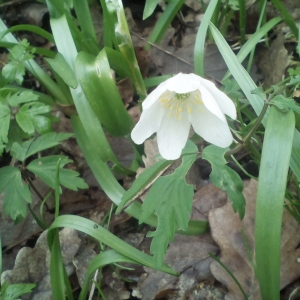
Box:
227, 102, 268, 156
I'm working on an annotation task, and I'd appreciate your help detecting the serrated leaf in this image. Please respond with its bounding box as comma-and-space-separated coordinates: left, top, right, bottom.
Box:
270, 95, 300, 114
287, 75, 300, 86
27, 155, 88, 191
6, 119, 24, 152
10, 139, 33, 162
0, 104, 11, 143
16, 103, 52, 135
31, 115, 52, 134
116, 159, 172, 213
2, 39, 35, 85
26, 132, 74, 158
202, 145, 245, 219
9, 39, 34, 60
139, 145, 197, 268
2, 61, 25, 85
15, 110, 35, 135
8, 91, 39, 107
2, 283, 36, 299
0, 166, 32, 221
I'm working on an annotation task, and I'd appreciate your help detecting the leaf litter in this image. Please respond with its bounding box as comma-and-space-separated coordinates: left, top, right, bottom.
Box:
1, 0, 300, 299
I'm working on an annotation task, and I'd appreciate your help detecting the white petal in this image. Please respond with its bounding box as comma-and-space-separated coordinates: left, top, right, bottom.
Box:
157, 111, 191, 160
131, 101, 165, 144
197, 76, 237, 120
166, 73, 200, 94
189, 105, 233, 148
196, 84, 226, 122
142, 80, 169, 110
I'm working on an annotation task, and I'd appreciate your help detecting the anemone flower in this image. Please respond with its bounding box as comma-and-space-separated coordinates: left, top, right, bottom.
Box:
131, 73, 236, 160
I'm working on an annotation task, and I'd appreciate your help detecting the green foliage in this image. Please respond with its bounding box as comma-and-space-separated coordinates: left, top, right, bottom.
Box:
2, 39, 35, 85
202, 145, 246, 219
1, 132, 85, 222
0, 281, 36, 300
0, 166, 31, 221
270, 95, 300, 114
27, 155, 88, 191
139, 142, 198, 268
117, 159, 172, 213
143, 0, 159, 19
10, 132, 73, 162
0, 91, 57, 154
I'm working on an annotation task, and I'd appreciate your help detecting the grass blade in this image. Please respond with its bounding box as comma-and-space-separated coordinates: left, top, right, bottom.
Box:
255, 107, 295, 299
146, 0, 184, 50
194, 0, 219, 76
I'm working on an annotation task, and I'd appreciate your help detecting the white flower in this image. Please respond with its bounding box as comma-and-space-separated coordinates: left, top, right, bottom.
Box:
131, 73, 236, 160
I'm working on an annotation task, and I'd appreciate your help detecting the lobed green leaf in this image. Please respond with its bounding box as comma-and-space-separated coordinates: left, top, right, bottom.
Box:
202, 145, 245, 219
27, 155, 88, 191
0, 166, 31, 221
139, 144, 198, 268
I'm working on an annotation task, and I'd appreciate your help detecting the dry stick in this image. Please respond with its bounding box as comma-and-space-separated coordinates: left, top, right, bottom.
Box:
131, 30, 193, 67
120, 163, 173, 212
88, 269, 99, 300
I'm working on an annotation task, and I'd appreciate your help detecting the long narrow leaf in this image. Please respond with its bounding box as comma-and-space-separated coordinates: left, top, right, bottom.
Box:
270, 0, 298, 38
222, 17, 282, 81
79, 250, 144, 300
209, 22, 265, 117
210, 21, 300, 179
49, 215, 178, 275
146, 0, 184, 50
0, 18, 71, 105
194, 0, 219, 76
255, 107, 295, 299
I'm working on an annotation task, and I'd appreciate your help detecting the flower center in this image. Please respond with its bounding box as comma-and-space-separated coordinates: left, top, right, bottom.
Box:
160, 90, 203, 120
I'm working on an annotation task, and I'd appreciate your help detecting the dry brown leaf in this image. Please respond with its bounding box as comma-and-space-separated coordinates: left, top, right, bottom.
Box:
117, 77, 134, 107
1, 228, 81, 300
0, 179, 53, 248
191, 183, 227, 221
257, 30, 289, 89
209, 179, 300, 300
137, 234, 219, 300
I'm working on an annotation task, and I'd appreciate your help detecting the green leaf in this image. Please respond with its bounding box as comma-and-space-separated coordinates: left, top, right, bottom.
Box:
0, 104, 10, 144
255, 107, 295, 299
139, 146, 197, 268
143, 0, 159, 19
26, 132, 73, 158
202, 145, 246, 219
8, 90, 39, 106
270, 95, 300, 114
2, 39, 35, 85
16, 102, 52, 135
1, 283, 36, 300
10, 139, 33, 162
2, 61, 25, 85
45, 52, 78, 88
117, 159, 173, 213
75, 50, 134, 137
48, 215, 178, 278
146, 0, 184, 50
0, 166, 32, 221
27, 155, 88, 191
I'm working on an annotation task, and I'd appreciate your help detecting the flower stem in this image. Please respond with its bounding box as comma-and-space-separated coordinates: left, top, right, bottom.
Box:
226, 102, 268, 156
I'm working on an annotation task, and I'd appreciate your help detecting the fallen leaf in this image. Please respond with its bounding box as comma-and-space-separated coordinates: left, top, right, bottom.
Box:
257, 30, 290, 89
117, 77, 134, 107
0, 179, 53, 248
1, 228, 81, 300
137, 234, 219, 299
209, 179, 300, 300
